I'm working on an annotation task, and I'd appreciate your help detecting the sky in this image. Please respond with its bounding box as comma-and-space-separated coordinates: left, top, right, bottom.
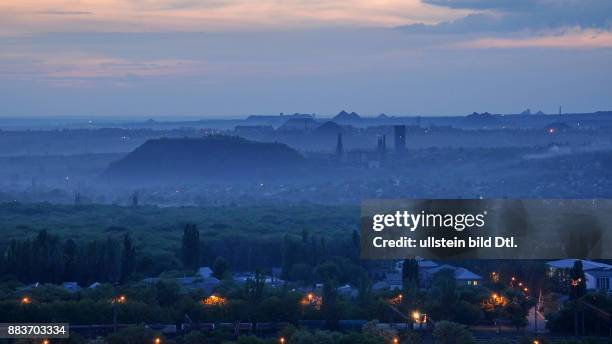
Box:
1, 0, 611, 117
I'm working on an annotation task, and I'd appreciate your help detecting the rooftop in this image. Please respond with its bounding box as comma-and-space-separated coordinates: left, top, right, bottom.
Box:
547, 259, 612, 271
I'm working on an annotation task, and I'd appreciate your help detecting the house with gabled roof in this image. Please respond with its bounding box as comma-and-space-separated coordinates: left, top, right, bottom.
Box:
547, 259, 612, 293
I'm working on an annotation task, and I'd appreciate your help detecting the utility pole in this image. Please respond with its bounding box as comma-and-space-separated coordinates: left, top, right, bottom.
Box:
534, 304, 537, 333
113, 283, 118, 333
534, 289, 541, 333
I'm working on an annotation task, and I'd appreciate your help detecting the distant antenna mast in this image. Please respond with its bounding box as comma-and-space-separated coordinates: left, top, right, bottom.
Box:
336, 133, 344, 159
559, 106, 562, 115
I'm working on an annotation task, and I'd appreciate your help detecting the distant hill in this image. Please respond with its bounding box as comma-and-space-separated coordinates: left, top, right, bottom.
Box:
104, 136, 304, 183
247, 113, 314, 121
314, 121, 344, 135
463, 112, 499, 126
333, 110, 361, 122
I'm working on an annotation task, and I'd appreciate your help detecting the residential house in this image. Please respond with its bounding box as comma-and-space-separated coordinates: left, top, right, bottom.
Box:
232, 271, 285, 289
390, 258, 482, 289
420, 264, 483, 288
143, 267, 220, 293
337, 284, 359, 299
198, 267, 214, 279
547, 259, 612, 293
61, 282, 81, 293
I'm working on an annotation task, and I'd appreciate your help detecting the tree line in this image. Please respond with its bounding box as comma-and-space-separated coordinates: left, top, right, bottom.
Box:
0, 224, 363, 287
0, 230, 136, 286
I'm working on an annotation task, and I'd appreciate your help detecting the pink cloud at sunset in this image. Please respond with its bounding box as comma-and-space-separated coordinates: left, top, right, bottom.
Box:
0, 51, 207, 81
0, 0, 467, 34
457, 28, 612, 49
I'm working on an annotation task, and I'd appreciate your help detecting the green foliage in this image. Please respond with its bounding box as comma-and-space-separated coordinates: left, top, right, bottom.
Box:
316, 262, 341, 282
433, 321, 475, 344
289, 263, 314, 284
425, 281, 489, 327
354, 269, 372, 307
1, 230, 132, 286
321, 277, 340, 330
290, 329, 345, 344
505, 301, 528, 330
278, 324, 298, 341
0, 203, 360, 286
547, 292, 612, 336
155, 279, 181, 307
432, 269, 457, 305
236, 335, 274, 344
213, 256, 230, 279
362, 320, 398, 343
569, 260, 586, 300
481, 339, 513, 344
105, 326, 163, 344
402, 258, 419, 289
281, 328, 385, 344
183, 331, 208, 344
0, 202, 357, 253
244, 269, 265, 304
182, 224, 201, 270
452, 300, 484, 325
121, 234, 136, 283
402, 259, 419, 309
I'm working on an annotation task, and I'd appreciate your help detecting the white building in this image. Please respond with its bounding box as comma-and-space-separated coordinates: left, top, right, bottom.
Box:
373, 258, 482, 291
198, 267, 214, 278
547, 259, 612, 293
61, 281, 81, 293
419, 264, 483, 287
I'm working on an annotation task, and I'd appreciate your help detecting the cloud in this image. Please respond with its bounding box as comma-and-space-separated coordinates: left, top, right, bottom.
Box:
0, 51, 209, 85
456, 28, 612, 49
0, 0, 467, 35
422, 0, 540, 11
36, 10, 93, 15
398, 0, 612, 34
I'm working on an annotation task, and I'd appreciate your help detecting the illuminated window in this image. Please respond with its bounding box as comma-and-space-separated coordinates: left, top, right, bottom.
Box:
597, 277, 610, 291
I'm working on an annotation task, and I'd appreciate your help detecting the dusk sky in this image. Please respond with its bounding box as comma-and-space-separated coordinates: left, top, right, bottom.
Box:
1, 0, 611, 117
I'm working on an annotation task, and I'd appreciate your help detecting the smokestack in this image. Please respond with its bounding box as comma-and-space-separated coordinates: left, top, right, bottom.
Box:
394, 125, 406, 152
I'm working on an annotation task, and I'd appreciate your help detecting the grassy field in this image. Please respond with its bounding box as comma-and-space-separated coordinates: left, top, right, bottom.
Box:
0, 202, 359, 253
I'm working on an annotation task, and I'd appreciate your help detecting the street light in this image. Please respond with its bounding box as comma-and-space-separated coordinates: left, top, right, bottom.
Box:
280, 337, 286, 344
393, 337, 399, 344
42, 340, 49, 344
21, 296, 31, 304
413, 310, 427, 330
112, 294, 126, 333
112, 295, 127, 304
491, 294, 502, 334
154, 337, 161, 344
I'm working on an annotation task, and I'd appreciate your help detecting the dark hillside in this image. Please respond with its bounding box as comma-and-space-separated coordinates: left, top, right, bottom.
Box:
104, 136, 304, 183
